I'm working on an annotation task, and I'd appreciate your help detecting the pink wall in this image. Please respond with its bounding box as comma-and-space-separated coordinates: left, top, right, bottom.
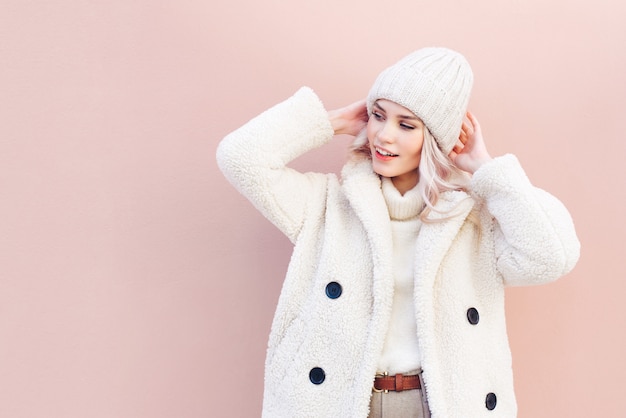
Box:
1, 0, 623, 416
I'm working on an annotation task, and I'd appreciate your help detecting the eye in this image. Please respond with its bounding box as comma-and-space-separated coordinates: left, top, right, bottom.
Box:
372, 111, 384, 120
400, 122, 415, 130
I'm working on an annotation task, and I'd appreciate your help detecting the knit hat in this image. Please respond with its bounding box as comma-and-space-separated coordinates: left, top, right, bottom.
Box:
366, 47, 473, 154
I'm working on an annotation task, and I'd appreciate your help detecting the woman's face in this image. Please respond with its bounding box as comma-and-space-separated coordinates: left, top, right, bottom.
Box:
367, 99, 425, 194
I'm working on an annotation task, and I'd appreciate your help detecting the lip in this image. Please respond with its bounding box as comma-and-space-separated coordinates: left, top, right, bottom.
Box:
373, 145, 398, 161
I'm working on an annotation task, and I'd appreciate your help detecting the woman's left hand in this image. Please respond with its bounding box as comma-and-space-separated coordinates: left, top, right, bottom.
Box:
449, 111, 493, 174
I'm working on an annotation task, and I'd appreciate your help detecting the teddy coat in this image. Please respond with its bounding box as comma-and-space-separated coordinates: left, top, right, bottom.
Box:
216, 87, 580, 417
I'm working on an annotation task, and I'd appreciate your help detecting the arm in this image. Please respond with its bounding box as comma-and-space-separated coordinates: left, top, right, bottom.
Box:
471, 155, 580, 286
216, 87, 334, 242
450, 112, 580, 285
216, 87, 368, 243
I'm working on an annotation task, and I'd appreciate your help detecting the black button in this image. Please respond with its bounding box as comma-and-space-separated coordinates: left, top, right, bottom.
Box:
485, 392, 497, 410
467, 307, 479, 325
325, 282, 342, 299
309, 367, 325, 385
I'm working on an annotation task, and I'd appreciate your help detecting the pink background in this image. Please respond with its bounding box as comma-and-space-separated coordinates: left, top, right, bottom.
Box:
1, 0, 624, 416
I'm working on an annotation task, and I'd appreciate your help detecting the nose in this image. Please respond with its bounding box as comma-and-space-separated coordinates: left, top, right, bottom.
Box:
377, 122, 395, 144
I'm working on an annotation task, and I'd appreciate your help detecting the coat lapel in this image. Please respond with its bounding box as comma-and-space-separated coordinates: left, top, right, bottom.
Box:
414, 191, 475, 286
412, 190, 475, 392
341, 158, 394, 304
340, 158, 395, 378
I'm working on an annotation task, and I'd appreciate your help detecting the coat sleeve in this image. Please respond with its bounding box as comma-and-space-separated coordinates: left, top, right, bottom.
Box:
470, 154, 581, 286
215, 87, 335, 243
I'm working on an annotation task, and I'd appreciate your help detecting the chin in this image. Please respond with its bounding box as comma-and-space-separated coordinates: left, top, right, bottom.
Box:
371, 163, 394, 178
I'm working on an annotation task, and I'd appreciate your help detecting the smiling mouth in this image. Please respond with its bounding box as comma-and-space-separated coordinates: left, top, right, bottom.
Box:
375, 147, 398, 157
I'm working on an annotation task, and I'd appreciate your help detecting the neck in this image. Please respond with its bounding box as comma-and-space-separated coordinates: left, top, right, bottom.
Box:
391, 171, 419, 196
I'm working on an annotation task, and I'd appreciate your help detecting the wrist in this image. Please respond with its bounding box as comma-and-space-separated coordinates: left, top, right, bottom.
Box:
327, 110, 346, 135
470, 156, 493, 174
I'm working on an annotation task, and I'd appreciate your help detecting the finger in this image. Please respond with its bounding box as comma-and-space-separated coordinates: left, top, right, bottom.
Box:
459, 130, 468, 144
461, 121, 471, 134
467, 111, 480, 130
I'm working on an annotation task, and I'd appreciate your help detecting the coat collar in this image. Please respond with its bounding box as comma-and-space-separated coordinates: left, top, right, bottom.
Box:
341, 157, 476, 288
341, 157, 476, 384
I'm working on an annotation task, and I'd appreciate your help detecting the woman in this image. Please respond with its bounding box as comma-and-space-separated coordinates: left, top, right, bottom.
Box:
216, 47, 580, 417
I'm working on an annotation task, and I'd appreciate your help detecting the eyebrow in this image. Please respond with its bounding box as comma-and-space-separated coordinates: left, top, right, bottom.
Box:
374, 102, 421, 121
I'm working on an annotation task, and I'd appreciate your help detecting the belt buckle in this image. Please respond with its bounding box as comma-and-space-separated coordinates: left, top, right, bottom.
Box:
372, 371, 389, 393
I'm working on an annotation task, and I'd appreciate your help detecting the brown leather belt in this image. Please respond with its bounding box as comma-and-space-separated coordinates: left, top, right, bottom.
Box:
373, 373, 421, 393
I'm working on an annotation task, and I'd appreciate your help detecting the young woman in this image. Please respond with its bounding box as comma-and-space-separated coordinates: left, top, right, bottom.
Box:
216, 47, 580, 418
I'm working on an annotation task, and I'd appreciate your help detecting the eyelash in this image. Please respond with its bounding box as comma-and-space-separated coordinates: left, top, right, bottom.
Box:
372, 111, 415, 130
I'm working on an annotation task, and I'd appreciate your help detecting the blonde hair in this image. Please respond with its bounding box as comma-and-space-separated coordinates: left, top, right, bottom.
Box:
349, 126, 471, 222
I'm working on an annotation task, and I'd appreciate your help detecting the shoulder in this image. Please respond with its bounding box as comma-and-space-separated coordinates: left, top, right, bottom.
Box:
469, 154, 529, 198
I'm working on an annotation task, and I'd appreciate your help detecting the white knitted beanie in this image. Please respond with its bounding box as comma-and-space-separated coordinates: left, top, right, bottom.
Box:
366, 47, 473, 154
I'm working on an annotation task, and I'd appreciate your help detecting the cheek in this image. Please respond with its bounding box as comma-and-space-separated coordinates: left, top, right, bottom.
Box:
402, 136, 424, 163
366, 120, 375, 143
412, 134, 425, 156
414, 143, 424, 158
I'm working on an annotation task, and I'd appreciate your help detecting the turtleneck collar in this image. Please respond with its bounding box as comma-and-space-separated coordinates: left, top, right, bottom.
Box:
381, 177, 425, 221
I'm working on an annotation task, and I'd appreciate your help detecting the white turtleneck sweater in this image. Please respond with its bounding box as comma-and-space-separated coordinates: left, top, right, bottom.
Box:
377, 177, 424, 374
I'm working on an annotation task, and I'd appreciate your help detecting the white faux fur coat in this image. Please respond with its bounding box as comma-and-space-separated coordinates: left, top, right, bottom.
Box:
216, 87, 580, 417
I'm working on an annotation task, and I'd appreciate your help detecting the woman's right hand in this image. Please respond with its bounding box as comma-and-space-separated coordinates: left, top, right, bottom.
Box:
327, 100, 368, 136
